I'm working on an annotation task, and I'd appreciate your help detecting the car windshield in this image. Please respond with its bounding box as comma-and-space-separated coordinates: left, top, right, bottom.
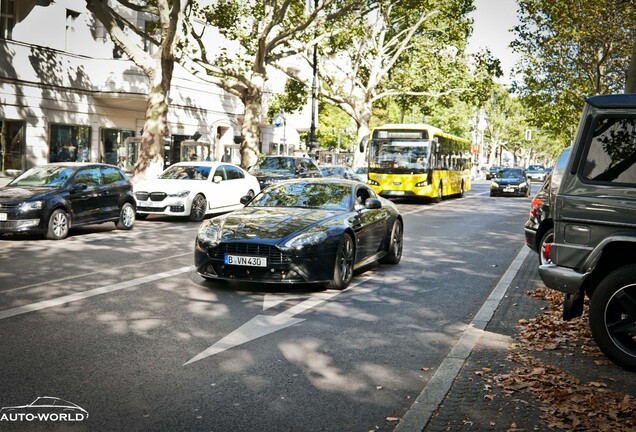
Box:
372, 141, 430, 172
159, 165, 210, 180
250, 157, 296, 174
528, 165, 544, 172
9, 166, 75, 187
496, 169, 525, 179
249, 182, 352, 211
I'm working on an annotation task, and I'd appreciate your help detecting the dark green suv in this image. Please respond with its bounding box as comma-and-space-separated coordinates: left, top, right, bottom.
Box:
539, 94, 636, 371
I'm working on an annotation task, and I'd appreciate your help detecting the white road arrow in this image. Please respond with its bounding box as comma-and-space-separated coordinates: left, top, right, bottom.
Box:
184, 276, 372, 366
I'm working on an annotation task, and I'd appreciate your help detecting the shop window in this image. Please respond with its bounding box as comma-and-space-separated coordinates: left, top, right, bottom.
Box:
101, 128, 135, 166
0, 0, 15, 40
0, 119, 24, 172
50, 124, 91, 163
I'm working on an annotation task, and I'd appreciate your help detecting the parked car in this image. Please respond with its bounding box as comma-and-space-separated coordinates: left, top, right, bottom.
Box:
248, 155, 322, 190
0, 163, 135, 240
134, 161, 260, 222
320, 165, 363, 181
486, 165, 503, 180
526, 164, 547, 182
489, 167, 530, 197
538, 93, 636, 371
354, 166, 368, 183
524, 147, 572, 264
195, 178, 403, 289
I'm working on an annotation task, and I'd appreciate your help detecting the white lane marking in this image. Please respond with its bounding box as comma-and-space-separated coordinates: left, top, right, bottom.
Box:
184, 276, 373, 366
0, 253, 192, 294
262, 293, 309, 311
0, 265, 193, 321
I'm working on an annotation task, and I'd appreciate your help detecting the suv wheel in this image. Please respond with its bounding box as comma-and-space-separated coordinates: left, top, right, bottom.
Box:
588, 264, 636, 371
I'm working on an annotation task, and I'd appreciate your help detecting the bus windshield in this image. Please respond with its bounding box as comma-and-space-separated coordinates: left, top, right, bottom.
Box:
370, 140, 430, 173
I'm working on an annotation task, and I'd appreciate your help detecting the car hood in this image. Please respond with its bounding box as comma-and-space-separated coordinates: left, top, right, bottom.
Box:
216, 207, 340, 243
134, 179, 203, 193
0, 186, 57, 203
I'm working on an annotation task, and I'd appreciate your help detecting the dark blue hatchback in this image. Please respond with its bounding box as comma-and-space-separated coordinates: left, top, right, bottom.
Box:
0, 163, 136, 239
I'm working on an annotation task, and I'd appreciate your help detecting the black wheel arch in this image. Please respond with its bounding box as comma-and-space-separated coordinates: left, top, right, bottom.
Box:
534, 219, 554, 252
581, 238, 636, 298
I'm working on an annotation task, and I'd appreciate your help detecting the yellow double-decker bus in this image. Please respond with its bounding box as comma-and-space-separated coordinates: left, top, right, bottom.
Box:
366, 124, 473, 201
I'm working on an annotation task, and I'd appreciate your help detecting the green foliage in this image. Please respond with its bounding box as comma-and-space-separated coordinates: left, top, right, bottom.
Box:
315, 102, 357, 151
512, 0, 636, 150
266, 80, 309, 122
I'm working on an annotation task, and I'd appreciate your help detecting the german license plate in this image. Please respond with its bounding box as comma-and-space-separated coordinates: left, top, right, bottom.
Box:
139, 200, 163, 208
224, 254, 267, 267
389, 191, 405, 196
503, 187, 514, 192
0, 213, 6, 221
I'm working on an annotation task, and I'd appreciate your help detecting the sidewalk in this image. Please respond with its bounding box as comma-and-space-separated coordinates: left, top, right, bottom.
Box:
419, 248, 635, 431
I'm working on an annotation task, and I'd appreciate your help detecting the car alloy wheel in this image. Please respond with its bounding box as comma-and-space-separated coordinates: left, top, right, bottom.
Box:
46, 209, 69, 240
380, 220, 403, 264
116, 202, 135, 230
589, 264, 636, 371
189, 194, 207, 222
328, 233, 354, 290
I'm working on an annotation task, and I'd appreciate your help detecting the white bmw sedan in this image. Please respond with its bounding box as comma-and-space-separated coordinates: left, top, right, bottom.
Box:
134, 162, 260, 221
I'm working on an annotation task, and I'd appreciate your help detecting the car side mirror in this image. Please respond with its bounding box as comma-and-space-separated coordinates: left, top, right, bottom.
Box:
72, 183, 87, 192
240, 195, 253, 205
213, 176, 223, 183
365, 198, 382, 209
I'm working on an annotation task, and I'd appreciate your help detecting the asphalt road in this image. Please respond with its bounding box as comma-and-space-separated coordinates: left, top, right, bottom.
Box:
0, 181, 536, 432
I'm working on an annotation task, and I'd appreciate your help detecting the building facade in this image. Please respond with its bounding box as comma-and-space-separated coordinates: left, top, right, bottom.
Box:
0, 0, 307, 175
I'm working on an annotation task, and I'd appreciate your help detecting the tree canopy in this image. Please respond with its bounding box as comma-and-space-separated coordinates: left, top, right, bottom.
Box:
512, 0, 636, 150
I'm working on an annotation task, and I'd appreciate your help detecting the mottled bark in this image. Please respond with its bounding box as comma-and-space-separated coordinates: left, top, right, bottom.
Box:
240, 90, 263, 170
626, 38, 636, 93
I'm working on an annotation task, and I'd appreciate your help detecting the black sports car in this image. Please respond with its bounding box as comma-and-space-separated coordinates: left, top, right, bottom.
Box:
194, 178, 403, 289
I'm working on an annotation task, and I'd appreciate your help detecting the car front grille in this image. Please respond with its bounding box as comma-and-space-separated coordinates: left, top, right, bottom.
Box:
211, 243, 292, 264
135, 192, 167, 201
0, 203, 19, 209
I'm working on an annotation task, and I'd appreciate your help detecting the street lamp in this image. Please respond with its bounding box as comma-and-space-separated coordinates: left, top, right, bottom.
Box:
308, 0, 319, 155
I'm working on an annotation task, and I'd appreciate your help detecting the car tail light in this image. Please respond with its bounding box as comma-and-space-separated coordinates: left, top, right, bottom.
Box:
529, 196, 542, 218
544, 242, 551, 261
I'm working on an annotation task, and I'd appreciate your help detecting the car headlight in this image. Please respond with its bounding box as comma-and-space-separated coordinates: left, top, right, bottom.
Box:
520, 182, 527, 188
415, 181, 428, 187
19, 201, 43, 212
491, 181, 499, 188
285, 230, 328, 248
368, 179, 379, 186
197, 222, 221, 244
168, 190, 190, 198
